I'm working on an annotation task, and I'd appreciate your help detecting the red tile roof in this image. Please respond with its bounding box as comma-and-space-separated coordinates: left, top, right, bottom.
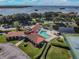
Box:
32, 23, 42, 31
6, 31, 25, 37
26, 33, 45, 44
6, 29, 44, 44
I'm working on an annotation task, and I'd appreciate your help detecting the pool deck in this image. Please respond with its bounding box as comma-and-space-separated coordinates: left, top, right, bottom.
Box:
38, 28, 50, 39
38, 28, 58, 42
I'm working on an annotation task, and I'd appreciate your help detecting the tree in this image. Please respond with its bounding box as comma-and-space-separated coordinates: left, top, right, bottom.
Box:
30, 13, 42, 18
13, 21, 21, 31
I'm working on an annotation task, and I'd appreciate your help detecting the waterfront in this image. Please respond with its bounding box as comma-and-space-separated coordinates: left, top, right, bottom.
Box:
0, 6, 79, 15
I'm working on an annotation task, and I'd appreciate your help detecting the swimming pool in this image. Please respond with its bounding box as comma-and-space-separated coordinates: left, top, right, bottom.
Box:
38, 28, 50, 39
65, 35, 79, 59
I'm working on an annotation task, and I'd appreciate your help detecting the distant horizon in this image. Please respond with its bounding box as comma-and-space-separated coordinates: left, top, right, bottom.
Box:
0, 0, 79, 6
0, 6, 79, 15
0, 5, 79, 8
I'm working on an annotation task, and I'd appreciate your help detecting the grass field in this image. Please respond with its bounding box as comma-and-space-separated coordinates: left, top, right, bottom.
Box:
46, 46, 70, 59
37, 38, 71, 59
65, 34, 79, 36
19, 42, 41, 59
0, 35, 6, 43
9, 40, 19, 44
46, 38, 70, 59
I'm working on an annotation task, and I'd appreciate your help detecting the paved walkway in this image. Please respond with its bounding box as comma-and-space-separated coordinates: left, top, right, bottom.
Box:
15, 39, 25, 46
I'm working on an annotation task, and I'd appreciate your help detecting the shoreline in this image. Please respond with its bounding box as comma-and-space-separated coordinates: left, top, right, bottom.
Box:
0, 6, 79, 15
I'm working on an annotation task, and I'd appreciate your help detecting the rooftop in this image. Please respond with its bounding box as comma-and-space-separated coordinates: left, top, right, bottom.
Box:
26, 33, 45, 44
6, 31, 25, 37
31, 23, 42, 31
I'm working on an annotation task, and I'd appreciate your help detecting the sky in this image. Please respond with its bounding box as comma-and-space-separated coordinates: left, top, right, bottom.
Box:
0, 0, 79, 6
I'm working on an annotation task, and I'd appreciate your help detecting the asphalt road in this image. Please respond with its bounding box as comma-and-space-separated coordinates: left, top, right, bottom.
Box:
0, 43, 31, 59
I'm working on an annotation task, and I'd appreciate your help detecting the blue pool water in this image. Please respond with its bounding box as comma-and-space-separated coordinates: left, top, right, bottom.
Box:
38, 28, 49, 39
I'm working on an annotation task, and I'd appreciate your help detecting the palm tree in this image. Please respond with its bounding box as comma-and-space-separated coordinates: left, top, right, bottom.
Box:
13, 21, 21, 31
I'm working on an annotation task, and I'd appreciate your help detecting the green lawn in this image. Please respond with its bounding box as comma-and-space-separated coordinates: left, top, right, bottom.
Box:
36, 38, 71, 59
46, 46, 70, 59
65, 34, 79, 36
9, 41, 42, 59
19, 42, 41, 59
47, 38, 70, 59
0, 35, 6, 43
9, 40, 19, 44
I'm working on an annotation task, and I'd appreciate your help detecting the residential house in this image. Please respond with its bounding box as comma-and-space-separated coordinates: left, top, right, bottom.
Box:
26, 33, 46, 47
6, 31, 25, 41
6, 31, 46, 47
59, 27, 75, 33
31, 23, 42, 32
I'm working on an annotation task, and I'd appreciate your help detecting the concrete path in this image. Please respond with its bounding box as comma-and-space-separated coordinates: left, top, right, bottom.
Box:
15, 39, 25, 46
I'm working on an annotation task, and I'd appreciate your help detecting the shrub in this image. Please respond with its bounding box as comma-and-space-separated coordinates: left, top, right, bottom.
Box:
58, 39, 63, 42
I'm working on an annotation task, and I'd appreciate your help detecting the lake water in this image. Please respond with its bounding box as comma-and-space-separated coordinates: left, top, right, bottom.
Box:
0, 6, 79, 15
